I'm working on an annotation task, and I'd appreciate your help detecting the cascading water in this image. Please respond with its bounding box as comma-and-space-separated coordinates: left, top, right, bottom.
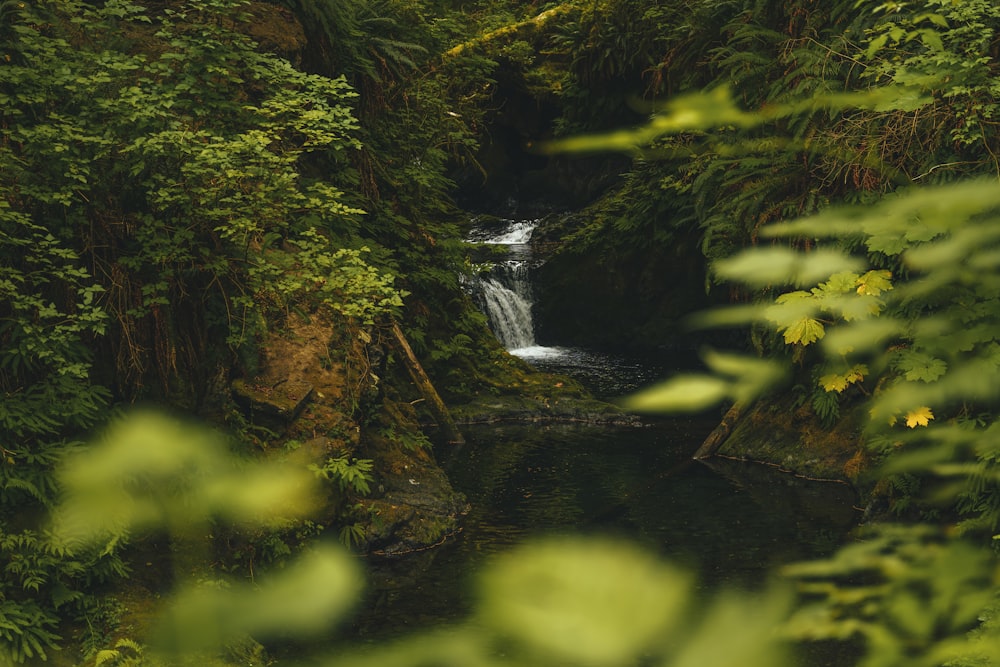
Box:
466, 216, 677, 396
478, 264, 534, 350
466, 218, 566, 359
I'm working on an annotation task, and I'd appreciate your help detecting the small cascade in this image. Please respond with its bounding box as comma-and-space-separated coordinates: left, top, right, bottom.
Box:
479, 263, 534, 349
466, 216, 669, 394
467, 220, 536, 245
467, 218, 562, 358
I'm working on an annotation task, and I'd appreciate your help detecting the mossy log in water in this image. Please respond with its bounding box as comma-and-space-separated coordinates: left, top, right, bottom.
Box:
447, 365, 641, 426
451, 393, 639, 425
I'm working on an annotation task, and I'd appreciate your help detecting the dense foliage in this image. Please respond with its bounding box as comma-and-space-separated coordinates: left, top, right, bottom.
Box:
0, 0, 425, 660
521, 0, 1000, 351
4, 0, 1000, 664
553, 0, 1000, 526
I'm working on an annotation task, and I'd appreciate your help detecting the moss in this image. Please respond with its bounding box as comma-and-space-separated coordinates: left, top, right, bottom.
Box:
244, 2, 308, 60
231, 378, 314, 425
717, 395, 867, 483
448, 363, 638, 425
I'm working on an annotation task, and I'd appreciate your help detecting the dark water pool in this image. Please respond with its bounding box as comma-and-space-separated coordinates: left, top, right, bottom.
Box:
346, 415, 860, 643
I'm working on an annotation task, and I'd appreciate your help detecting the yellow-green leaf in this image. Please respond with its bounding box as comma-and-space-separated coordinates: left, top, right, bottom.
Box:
905, 406, 934, 428
479, 538, 691, 666
783, 318, 826, 346
819, 364, 869, 393
622, 375, 730, 413
775, 290, 812, 304
856, 270, 893, 296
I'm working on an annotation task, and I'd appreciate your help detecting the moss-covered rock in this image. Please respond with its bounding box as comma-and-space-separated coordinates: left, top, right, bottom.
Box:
357, 399, 470, 557
229, 312, 469, 557
714, 395, 867, 484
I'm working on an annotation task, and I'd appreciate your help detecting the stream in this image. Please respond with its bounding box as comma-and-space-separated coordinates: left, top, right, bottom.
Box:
341, 218, 863, 656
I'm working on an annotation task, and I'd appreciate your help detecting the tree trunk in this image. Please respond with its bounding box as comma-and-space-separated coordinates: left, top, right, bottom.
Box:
389, 320, 465, 445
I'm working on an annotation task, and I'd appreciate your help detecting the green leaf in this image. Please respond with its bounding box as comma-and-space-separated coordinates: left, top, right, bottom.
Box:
622, 375, 730, 413
783, 318, 826, 346
817, 271, 859, 294
866, 231, 909, 256
896, 350, 948, 383
479, 537, 692, 666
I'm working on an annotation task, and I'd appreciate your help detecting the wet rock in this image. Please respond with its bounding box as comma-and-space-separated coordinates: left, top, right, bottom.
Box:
361, 450, 470, 557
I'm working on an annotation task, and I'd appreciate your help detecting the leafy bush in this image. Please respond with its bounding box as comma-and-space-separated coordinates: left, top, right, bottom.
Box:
41, 412, 1000, 667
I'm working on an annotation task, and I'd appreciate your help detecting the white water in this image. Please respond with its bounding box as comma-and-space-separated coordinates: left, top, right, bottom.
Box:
467, 220, 536, 245
508, 344, 570, 359
480, 276, 534, 350
467, 219, 564, 359
466, 217, 684, 398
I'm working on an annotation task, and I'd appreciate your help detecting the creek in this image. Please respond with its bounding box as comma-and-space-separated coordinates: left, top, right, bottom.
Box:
341, 218, 863, 656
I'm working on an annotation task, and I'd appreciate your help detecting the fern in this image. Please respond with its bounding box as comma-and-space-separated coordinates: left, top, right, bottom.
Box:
309, 455, 374, 496
811, 389, 841, 427
338, 523, 367, 550
94, 638, 144, 667
0, 599, 61, 664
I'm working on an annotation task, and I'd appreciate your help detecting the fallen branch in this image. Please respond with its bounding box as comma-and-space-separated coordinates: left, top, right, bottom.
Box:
692, 401, 747, 460
441, 3, 575, 59
389, 320, 465, 445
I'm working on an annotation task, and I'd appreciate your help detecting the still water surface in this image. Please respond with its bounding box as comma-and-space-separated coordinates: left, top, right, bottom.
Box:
347, 376, 860, 643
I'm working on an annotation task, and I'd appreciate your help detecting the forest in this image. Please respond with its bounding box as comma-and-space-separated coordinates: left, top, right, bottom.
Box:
3, 0, 1000, 664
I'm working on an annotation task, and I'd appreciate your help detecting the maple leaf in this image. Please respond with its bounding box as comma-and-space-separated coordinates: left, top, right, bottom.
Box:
819, 271, 860, 294
896, 350, 947, 382
865, 232, 907, 256
856, 270, 893, 296
905, 406, 934, 428
819, 364, 869, 393
820, 373, 849, 393
782, 317, 826, 346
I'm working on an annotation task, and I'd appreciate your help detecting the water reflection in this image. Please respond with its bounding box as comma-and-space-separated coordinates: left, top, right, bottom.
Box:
349, 419, 860, 642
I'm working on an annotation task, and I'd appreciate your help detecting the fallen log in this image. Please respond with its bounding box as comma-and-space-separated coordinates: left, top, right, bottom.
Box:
389, 320, 465, 445
692, 401, 747, 460
441, 3, 574, 59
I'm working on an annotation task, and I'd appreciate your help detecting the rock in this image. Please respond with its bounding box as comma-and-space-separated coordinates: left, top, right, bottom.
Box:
360, 452, 471, 557
223, 634, 268, 667
715, 395, 864, 484
231, 378, 314, 431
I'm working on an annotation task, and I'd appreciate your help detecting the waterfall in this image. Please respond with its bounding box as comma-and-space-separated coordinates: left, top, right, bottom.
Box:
468, 220, 536, 245
479, 263, 534, 350
467, 218, 560, 358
